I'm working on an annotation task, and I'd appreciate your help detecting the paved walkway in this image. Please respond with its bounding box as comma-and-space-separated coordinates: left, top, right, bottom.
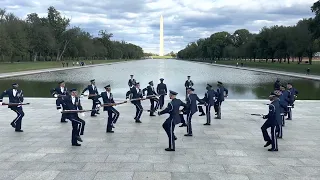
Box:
0, 60, 138, 79
185, 60, 320, 81
0, 98, 320, 180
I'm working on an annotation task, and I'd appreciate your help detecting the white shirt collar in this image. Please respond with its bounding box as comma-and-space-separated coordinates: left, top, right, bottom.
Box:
13, 89, 17, 96
71, 96, 75, 103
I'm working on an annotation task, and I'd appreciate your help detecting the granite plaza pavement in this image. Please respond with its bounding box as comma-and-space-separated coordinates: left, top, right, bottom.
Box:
0, 98, 320, 180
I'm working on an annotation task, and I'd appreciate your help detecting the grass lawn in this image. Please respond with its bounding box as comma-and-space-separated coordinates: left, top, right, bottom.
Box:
0, 59, 134, 74
151, 56, 174, 59
212, 60, 320, 76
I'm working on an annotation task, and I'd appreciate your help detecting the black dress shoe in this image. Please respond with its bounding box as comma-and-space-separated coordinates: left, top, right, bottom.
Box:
147, 110, 151, 112
174, 136, 177, 140
15, 130, 23, 132
286, 118, 292, 120
165, 148, 175, 151
268, 148, 278, 151
135, 120, 142, 123
199, 113, 205, 116
203, 123, 210, 125
214, 117, 221, 119
150, 114, 156, 116
179, 123, 187, 127
61, 120, 68, 123
10, 122, 15, 128
91, 115, 97, 117
264, 141, 272, 147
72, 143, 81, 146
184, 134, 193, 136
106, 130, 114, 133
96, 112, 100, 114
76, 136, 83, 142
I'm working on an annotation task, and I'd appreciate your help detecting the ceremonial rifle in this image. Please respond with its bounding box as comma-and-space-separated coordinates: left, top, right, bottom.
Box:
100, 101, 127, 107
61, 110, 93, 113
1, 103, 30, 106
250, 113, 264, 117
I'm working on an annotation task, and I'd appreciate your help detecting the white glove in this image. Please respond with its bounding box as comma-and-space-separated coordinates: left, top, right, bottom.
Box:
126, 98, 129, 102
54, 94, 58, 98
58, 109, 62, 113
96, 104, 101, 108
80, 95, 84, 98
0, 102, 2, 105
80, 113, 85, 117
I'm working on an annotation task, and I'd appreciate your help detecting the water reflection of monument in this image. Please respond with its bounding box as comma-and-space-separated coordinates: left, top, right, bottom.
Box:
159, 15, 164, 56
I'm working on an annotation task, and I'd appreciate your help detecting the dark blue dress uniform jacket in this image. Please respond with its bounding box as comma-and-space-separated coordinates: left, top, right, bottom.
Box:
186, 93, 204, 114
0, 89, 24, 108
99, 92, 115, 111
159, 98, 187, 125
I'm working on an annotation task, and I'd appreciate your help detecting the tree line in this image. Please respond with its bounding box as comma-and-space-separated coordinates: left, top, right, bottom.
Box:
177, 2, 320, 65
0, 6, 144, 62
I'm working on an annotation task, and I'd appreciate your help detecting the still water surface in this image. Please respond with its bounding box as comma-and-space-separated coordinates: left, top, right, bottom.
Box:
0, 59, 319, 99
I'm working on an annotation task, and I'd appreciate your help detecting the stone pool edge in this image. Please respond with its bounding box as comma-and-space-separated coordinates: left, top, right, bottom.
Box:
178, 59, 320, 81
0, 59, 143, 79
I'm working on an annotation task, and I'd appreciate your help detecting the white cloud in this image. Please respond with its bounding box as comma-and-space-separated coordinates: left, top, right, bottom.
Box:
0, 0, 315, 54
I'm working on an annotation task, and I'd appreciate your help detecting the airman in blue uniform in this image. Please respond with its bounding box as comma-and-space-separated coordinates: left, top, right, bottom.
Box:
261, 92, 279, 151
286, 83, 298, 120
81, 79, 100, 117
274, 90, 283, 138
143, 81, 159, 116
0, 83, 25, 132
99, 85, 120, 133
128, 75, 136, 88
158, 90, 187, 151
184, 76, 194, 100
274, 78, 280, 90
202, 84, 216, 125
184, 87, 204, 136
126, 82, 143, 123
279, 85, 291, 124
157, 78, 167, 109
215, 81, 228, 119
57, 89, 86, 146
50, 81, 68, 123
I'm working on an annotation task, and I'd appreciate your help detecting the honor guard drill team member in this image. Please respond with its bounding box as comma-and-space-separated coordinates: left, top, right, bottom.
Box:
128, 75, 136, 88
57, 89, 86, 146
274, 78, 281, 90
143, 81, 159, 116
184, 76, 194, 100
261, 92, 279, 151
99, 85, 120, 133
50, 81, 68, 123
0, 83, 25, 132
274, 91, 284, 138
279, 85, 291, 119
198, 84, 215, 116
287, 82, 298, 119
126, 82, 143, 123
157, 78, 167, 109
81, 79, 101, 117
158, 90, 187, 151
215, 81, 228, 119
184, 87, 204, 136
201, 84, 217, 125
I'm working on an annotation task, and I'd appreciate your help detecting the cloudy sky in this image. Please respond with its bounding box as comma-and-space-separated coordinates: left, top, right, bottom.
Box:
0, 0, 316, 54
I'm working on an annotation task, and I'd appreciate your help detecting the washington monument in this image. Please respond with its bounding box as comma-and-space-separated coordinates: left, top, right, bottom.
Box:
159, 15, 164, 56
